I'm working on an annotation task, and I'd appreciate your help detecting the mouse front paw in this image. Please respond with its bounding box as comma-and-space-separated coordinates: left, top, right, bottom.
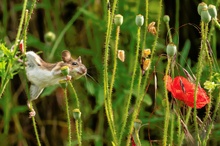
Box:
29, 109, 36, 118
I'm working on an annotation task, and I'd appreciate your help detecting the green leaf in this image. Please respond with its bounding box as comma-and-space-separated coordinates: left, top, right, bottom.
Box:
142, 94, 153, 106
41, 86, 58, 97
10, 106, 28, 116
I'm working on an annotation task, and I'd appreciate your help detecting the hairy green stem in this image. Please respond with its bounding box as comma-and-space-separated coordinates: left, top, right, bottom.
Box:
68, 81, 79, 108
121, 26, 141, 146
64, 89, 72, 146
163, 58, 171, 146
75, 120, 82, 146
165, 22, 172, 43
109, 25, 120, 102
32, 116, 41, 146
103, 0, 119, 144
193, 21, 208, 144
169, 113, 174, 144
141, 0, 162, 92
68, 81, 82, 145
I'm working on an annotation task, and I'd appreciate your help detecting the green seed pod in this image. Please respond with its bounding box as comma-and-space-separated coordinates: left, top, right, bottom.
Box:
73, 109, 81, 120
163, 15, 170, 23
197, 2, 208, 16
61, 66, 69, 76
114, 14, 123, 26
166, 43, 177, 57
135, 14, 144, 27
134, 119, 142, 131
59, 80, 68, 89
44, 31, 56, 44
201, 8, 211, 23
208, 4, 217, 19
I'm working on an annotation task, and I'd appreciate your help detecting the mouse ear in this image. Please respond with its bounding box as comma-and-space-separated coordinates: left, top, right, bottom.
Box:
62, 50, 71, 62
77, 56, 82, 63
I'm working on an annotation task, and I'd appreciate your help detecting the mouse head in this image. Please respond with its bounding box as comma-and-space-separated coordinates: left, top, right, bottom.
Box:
61, 50, 87, 79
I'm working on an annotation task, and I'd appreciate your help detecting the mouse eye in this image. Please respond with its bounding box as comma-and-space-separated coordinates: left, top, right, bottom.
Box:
72, 62, 78, 65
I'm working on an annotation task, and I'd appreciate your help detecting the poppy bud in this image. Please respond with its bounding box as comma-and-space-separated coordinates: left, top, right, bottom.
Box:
142, 49, 151, 58
197, 2, 208, 16
118, 50, 125, 62
114, 14, 123, 26
59, 80, 68, 89
134, 119, 142, 131
44, 31, 56, 44
208, 4, 217, 19
135, 14, 144, 27
166, 43, 177, 57
201, 8, 211, 23
73, 109, 81, 120
19, 40, 24, 54
163, 15, 170, 23
61, 66, 69, 76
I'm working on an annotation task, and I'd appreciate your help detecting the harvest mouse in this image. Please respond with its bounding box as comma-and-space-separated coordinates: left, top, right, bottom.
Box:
25, 50, 87, 117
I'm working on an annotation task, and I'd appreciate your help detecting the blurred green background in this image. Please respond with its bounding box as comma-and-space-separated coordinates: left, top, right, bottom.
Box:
0, 0, 220, 146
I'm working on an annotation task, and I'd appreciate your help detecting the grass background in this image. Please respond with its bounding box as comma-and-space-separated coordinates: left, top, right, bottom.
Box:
0, 0, 220, 145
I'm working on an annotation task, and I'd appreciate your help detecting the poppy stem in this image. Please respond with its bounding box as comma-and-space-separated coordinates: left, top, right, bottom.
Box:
193, 21, 208, 144
163, 57, 171, 146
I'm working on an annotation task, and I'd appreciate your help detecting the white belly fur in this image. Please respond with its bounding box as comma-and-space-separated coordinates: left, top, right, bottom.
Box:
26, 66, 65, 88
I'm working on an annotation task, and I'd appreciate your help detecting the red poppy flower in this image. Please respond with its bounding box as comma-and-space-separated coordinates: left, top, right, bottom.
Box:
164, 75, 210, 109
131, 135, 136, 146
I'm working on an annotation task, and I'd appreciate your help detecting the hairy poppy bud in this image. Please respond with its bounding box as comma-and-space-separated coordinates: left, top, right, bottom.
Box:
135, 14, 144, 27
166, 43, 177, 57
163, 15, 170, 23
73, 109, 81, 120
61, 66, 69, 76
208, 4, 217, 19
134, 119, 142, 131
197, 2, 208, 16
114, 14, 123, 26
201, 8, 211, 23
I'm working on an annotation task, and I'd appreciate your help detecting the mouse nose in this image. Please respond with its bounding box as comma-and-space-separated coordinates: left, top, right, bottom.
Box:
81, 67, 87, 74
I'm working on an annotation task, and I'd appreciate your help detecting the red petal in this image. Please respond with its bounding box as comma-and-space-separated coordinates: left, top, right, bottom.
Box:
165, 76, 210, 109
131, 135, 136, 146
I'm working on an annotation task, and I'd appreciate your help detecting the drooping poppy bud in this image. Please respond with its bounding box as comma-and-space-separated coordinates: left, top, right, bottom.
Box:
73, 108, 81, 120
61, 66, 70, 76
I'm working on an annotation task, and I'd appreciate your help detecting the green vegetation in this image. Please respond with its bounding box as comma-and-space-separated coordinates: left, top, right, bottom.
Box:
1, 0, 220, 145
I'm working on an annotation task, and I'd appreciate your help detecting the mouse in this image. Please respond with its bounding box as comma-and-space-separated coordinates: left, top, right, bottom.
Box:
25, 50, 87, 117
